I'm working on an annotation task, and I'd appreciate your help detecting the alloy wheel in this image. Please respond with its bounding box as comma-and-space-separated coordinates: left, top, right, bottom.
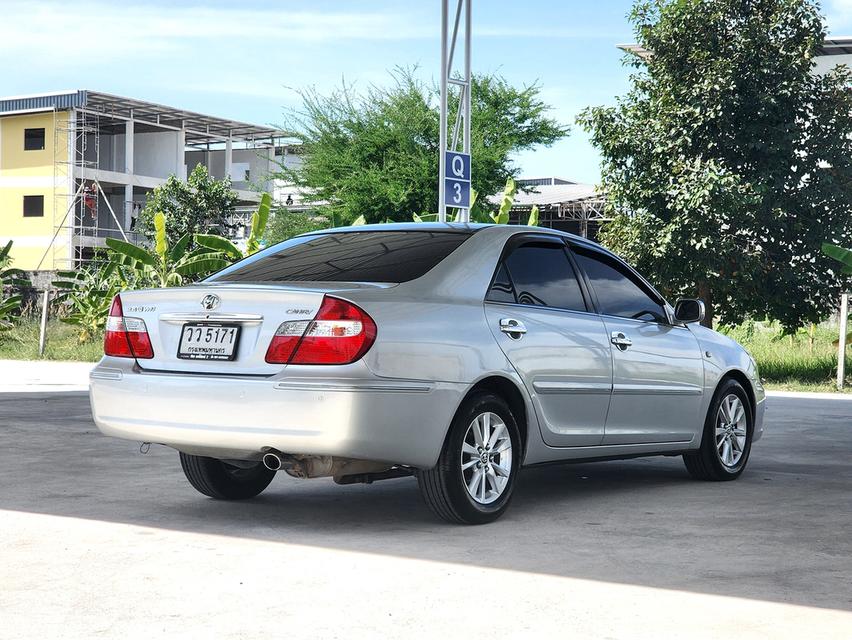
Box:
716, 393, 748, 468
460, 411, 513, 505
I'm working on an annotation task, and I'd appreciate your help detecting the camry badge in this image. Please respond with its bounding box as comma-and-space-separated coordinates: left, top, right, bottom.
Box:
200, 294, 220, 311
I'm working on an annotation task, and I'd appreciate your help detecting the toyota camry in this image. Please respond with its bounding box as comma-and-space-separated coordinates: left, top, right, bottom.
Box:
89, 223, 765, 524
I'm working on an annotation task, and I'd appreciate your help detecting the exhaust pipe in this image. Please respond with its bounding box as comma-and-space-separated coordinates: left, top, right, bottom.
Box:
262, 451, 283, 471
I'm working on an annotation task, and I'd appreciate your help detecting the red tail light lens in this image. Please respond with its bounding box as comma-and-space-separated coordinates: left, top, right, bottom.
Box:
265, 296, 377, 365
104, 295, 154, 359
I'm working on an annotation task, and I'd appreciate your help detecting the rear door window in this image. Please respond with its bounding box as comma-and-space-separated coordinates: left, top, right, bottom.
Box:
208, 231, 472, 283
487, 242, 587, 312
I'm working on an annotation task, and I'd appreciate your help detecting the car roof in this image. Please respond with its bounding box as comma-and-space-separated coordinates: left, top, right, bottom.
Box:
302, 221, 596, 246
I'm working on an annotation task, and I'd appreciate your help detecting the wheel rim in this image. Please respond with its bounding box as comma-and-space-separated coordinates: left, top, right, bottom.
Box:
716, 393, 748, 468
461, 411, 513, 505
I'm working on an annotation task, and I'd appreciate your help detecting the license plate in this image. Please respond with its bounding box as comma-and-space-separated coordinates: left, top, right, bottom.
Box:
177, 323, 241, 361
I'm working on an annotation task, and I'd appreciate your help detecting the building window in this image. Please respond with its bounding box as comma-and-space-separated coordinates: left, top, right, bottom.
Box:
24, 128, 46, 151
23, 195, 44, 217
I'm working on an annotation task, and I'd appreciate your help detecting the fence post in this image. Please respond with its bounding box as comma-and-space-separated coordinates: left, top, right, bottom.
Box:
38, 289, 49, 357
838, 292, 849, 391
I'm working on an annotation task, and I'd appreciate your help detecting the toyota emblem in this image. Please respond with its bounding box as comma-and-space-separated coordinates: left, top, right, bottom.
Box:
200, 294, 220, 311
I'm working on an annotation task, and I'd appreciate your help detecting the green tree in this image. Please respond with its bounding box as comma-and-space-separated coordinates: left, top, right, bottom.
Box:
136, 164, 238, 248
280, 68, 568, 224
578, 0, 852, 330
264, 207, 329, 245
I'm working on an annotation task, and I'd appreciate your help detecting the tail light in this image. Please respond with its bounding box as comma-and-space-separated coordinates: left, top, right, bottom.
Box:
104, 295, 154, 359
265, 296, 377, 365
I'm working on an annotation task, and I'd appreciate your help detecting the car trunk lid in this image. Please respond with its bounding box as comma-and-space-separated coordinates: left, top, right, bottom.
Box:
118, 282, 389, 375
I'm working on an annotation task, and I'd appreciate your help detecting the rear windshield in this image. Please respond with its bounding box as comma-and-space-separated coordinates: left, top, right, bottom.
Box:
207, 230, 473, 284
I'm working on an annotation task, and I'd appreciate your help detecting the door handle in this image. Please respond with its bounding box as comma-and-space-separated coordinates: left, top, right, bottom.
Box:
499, 318, 527, 338
610, 331, 633, 350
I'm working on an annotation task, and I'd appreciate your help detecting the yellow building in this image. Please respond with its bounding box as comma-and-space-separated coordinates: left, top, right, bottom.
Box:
0, 90, 284, 272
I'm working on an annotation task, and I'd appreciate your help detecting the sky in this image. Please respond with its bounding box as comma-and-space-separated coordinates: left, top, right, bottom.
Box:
2, 0, 851, 184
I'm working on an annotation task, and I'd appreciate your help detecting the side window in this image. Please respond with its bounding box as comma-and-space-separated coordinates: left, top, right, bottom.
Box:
24, 128, 45, 151
572, 246, 666, 323
487, 242, 587, 312
486, 263, 515, 303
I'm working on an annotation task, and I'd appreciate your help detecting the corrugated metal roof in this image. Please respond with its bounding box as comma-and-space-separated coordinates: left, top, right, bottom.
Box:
0, 90, 86, 114
618, 36, 852, 59
0, 89, 285, 143
488, 182, 601, 208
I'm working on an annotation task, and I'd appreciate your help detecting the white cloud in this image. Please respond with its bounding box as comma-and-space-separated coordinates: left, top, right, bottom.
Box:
0, 1, 435, 68
826, 0, 852, 33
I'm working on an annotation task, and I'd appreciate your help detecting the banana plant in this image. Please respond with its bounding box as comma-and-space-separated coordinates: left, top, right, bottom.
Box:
822, 243, 852, 274
106, 212, 230, 288
0, 240, 30, 330
490, 177, 517, 225
195, 192, 276, 260
245, 192, 272, 255
53, 262, 127, 342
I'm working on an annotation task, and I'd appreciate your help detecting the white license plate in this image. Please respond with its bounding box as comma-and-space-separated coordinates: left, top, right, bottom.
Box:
177, 323, 241, 361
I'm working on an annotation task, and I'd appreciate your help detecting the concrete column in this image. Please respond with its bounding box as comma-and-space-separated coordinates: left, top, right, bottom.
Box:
176, 124, 186, 180
124, 119, 134, 231
225, 136, 233, 182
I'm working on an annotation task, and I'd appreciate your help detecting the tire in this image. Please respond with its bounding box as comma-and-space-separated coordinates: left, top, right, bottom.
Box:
683, 379, 753, 481
179, 453, 275, 500
417, 391, 521, 524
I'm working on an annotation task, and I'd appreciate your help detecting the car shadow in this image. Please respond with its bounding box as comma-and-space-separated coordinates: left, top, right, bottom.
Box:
1, 391, 851, 612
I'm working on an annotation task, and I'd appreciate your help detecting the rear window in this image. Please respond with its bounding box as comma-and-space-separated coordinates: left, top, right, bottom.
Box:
208, 231, 473, 284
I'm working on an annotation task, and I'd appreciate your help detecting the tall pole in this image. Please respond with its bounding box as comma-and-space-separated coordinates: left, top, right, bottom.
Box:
838, 292, 849, 390
438, 0, 449, 222
439, 0, 471, 223
462, 0, 472, 223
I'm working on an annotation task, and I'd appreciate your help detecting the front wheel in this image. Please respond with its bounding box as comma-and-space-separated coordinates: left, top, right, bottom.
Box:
683, 379, 753, 481
179, 453, 275, 500
417, 391, 521, 524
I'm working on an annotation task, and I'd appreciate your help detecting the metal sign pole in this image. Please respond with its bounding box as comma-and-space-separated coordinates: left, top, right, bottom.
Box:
438, 0, 449, 222
439, 0, 472, 222
838, 292, 849, 390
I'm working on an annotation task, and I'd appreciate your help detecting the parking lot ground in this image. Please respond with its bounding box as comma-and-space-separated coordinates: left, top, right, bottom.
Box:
1, 392, 850, 639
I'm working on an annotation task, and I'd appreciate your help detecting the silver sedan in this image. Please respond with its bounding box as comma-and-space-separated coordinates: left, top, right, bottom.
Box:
90, 223, 765, 524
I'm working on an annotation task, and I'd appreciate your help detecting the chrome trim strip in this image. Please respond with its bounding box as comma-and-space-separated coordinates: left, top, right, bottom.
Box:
273, 380, 433, 394
613, 384, 703, 396
159, 312, 264, 324
90, 368, 123, 381
533, 381, 612, 394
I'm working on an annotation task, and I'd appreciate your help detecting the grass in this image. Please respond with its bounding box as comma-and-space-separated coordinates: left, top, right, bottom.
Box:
0, 319, 102, 362
1, 316, 850, 392
720, 320, 850, 393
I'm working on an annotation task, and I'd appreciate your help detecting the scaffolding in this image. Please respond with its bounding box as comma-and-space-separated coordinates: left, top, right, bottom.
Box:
41, 109, 128, 271
51, 108, 101, 270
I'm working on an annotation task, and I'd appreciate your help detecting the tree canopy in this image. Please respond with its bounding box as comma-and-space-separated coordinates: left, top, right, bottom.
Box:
578, 0, 852, 330
279, 68, 569, 224
136, 164, 238, 248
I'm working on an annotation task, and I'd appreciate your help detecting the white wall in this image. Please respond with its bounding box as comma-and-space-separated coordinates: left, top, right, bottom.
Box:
134, 131, 181, 179
185, 146, 276, 191
813, 54, 852, 75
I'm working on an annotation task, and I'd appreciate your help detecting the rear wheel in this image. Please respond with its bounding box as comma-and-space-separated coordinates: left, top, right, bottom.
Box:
179, 453, 275, 500
417, 391, 521, 524
683, 379, 753, 481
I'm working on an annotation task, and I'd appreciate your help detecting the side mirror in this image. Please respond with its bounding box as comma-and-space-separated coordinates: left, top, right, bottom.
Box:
674, 298, 705, 324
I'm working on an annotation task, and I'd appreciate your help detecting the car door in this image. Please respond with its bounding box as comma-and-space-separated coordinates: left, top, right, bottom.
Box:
570, 244, 704, 445
483, 236, 612, 447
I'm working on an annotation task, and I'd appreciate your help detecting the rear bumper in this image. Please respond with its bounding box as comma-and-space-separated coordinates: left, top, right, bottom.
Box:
89, 364, 464, 468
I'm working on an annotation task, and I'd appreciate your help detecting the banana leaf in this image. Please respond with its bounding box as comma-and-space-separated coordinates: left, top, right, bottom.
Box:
194, 234, 242, 260
106, 237, 158, 267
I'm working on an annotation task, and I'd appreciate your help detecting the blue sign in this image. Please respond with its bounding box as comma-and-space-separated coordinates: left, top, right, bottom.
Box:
446, 151, 470, 181
445, 177, 471, 209
444, 151, 471, 208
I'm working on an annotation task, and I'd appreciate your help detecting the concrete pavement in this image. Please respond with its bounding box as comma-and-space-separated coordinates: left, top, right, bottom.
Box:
0, 391, 850, 638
